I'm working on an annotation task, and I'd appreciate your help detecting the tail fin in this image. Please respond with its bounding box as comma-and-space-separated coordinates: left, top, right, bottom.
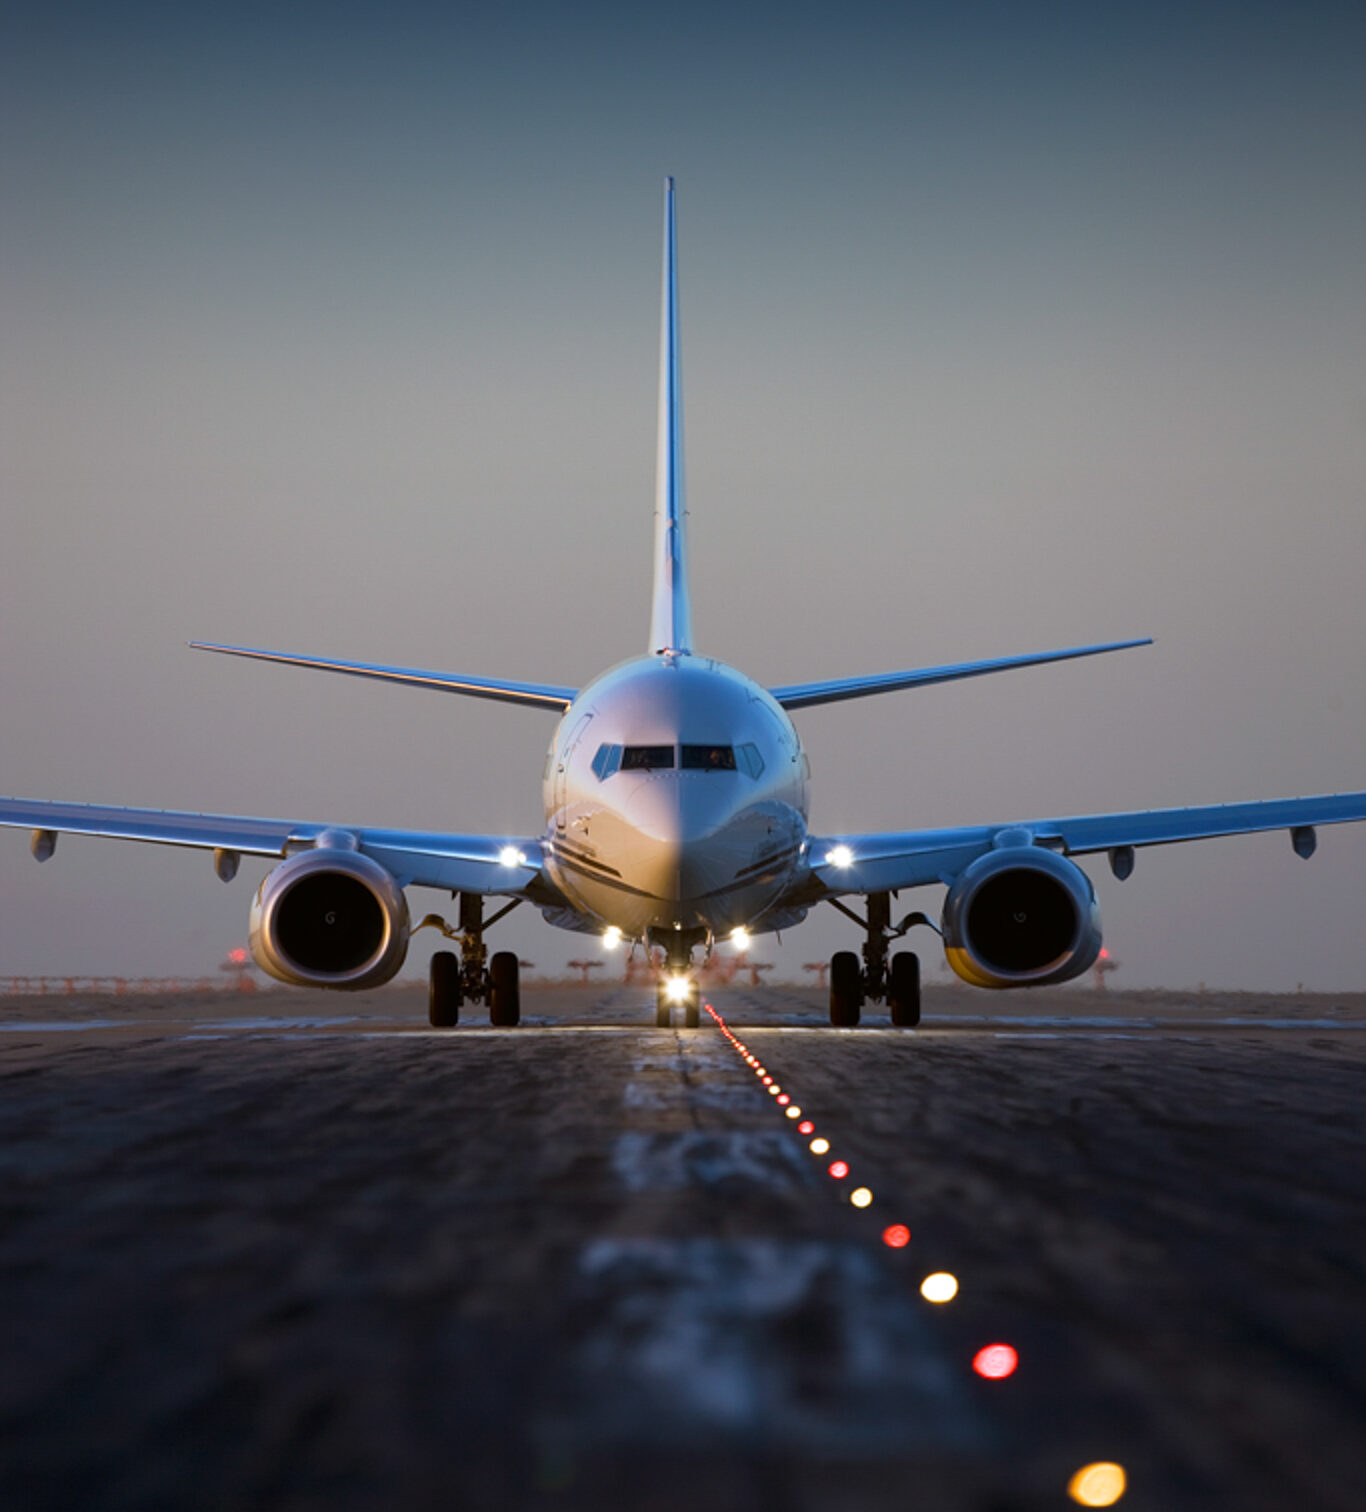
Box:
649, 177, 693, 655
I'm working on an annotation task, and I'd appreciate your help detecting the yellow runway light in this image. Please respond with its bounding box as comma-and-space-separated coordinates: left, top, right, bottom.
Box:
1068, 1464, 1127, 1507
920, 1272, 958, 1303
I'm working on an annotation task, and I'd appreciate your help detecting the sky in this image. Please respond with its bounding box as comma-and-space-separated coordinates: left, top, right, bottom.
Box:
2, 0, 1364, 990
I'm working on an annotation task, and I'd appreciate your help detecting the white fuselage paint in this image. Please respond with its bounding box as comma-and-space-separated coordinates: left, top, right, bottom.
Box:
541, 653, 809, 941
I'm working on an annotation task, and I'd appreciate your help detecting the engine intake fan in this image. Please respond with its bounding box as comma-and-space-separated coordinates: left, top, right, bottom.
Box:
250, 844, 410, 989
941, 844, 1101, 989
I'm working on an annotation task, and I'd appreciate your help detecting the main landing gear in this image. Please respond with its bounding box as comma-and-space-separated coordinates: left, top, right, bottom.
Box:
826, 892, 934, 1029
424, 894, 522, 1028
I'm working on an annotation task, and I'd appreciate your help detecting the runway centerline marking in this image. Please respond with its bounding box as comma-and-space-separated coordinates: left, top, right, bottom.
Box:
704, 999, 1129, 1504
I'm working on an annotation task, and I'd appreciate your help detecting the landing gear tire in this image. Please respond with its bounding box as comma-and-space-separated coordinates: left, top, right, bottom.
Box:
888, 951, 921, 1028
488, 951, 521, 1026
684, 984, 700, 1030
655, 988, 672, 1028
429, 950, 461, 1028
830, 950, 863, 1027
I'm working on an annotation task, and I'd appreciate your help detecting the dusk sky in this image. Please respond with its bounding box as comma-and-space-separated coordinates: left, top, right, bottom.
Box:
2, 0, 1363, 988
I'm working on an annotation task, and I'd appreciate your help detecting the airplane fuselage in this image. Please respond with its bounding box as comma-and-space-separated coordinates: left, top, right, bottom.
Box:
541, 653, 809, 943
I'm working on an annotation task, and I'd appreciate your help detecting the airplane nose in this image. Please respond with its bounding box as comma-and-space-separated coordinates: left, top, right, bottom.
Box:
623, 779, 737, 901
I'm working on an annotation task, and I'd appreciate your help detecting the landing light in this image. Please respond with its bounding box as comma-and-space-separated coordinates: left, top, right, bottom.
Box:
825, 845, 854, 868
664, 974, 692, 1004
730, 926, 750, 950
602, 926, 622, 950
498, 845, 527, 867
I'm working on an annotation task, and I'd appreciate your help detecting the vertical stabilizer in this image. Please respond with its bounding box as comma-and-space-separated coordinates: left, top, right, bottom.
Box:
649, 177, 693, 655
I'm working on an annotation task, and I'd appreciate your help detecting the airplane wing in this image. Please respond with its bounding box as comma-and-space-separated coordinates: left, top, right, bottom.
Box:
0, 797, 551, 897
793, 789, 1366, 899
768, 637, 1152, 710
190, 642, 576, 712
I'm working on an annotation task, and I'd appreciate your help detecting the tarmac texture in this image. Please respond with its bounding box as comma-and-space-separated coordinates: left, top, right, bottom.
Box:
1, 984, 1363, 1511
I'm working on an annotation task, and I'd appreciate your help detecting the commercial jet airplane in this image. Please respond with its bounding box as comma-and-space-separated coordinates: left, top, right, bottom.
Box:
4, 180, 1365, 1029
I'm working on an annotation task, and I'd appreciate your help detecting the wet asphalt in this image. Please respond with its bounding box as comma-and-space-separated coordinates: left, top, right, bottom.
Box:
1, 984, 1363, 1512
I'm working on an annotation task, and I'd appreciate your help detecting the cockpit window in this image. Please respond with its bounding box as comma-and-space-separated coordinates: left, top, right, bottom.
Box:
681, 744, 736, 771
591, 743, 623, 780
621, 745, 675, 771
736, 742, 765, 778
595, 742, 763, 778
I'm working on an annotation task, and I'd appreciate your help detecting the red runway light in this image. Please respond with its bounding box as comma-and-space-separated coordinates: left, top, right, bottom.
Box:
828, 1160, 849, 1179
776, 1094, 790, 1105
882, 1224, 911, 1248
973, 1344, 1019, 1379
797, 1121, 814, 1135
761, 1075, 772, 1084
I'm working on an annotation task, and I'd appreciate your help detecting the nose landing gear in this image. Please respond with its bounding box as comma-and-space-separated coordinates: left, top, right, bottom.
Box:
655, 977, 701, 1028
825, 892, 935, 1028
649, 925, 707, 1030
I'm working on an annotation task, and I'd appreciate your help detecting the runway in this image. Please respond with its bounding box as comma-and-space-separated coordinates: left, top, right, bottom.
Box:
1, 985, 1363, 1511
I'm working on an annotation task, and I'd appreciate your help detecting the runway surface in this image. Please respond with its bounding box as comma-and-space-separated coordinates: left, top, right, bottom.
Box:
1, 983, 1363, 1511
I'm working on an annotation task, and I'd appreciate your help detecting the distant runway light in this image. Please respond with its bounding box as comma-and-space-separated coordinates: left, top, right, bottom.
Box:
1068, 1463, 1127, 1506
797, 1120, 814, 1135
761, 1074, 772, 1084
767, 1085, 780, 1096
785, 1106, 802, 1119
602, 926, 622, 950
850, 1187, 872, 1208
825, 845, 854, 868
828, 1161, 849, 1180
972, 1344, 1018, 1379
882, 1225, 911, 1249
776, 1093, 790, 1104
920, 1272, 958, 1302
809, 1137, 830, 1155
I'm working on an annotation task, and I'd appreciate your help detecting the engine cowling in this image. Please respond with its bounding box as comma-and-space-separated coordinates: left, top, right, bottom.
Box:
941, 845, 1101, 989
249, 843, 410, 990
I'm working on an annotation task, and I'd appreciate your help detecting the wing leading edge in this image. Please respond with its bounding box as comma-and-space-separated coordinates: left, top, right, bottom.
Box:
190, 643, 576, 712
795, 788, 1366, 899
0, 796, 549, 898
768, 637, 1152, 710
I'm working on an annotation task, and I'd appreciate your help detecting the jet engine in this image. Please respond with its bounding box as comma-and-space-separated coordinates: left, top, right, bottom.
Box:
941, 844, 1101, 989
249, 842, 410, 990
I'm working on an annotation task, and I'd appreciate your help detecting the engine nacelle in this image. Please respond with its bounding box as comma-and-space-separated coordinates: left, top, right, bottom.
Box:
249, 844, 410, 990
941, 845, 1101, 989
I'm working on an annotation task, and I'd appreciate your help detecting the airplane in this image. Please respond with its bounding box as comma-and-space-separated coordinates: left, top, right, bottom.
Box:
4, 178, 1365, 1030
